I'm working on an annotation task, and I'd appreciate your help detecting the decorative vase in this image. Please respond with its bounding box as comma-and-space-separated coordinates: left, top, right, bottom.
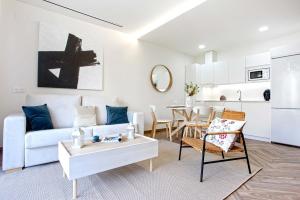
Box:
72, 128, 85, 148
185, 96, 193, 107
127, 123, 135, 140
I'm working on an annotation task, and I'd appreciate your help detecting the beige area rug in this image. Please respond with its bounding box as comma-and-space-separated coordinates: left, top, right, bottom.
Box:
0, 140, 261, 200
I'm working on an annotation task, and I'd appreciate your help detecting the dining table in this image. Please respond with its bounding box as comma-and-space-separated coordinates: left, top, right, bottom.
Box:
166, 105, 194, 140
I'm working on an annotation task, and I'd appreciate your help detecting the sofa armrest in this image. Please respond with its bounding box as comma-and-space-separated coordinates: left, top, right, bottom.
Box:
128, 112, 144, 135
2, 113, 26, 171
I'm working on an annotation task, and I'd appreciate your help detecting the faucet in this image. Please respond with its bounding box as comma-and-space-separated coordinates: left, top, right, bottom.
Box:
237, 90, 242, 101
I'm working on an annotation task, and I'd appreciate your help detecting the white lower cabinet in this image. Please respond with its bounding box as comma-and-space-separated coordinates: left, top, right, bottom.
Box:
199, 101, 271, 142
224, 102, 242, 111
242, 102, 271, 141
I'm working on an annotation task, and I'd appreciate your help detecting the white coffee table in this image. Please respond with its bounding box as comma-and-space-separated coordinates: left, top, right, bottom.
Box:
58, 134, 158, 199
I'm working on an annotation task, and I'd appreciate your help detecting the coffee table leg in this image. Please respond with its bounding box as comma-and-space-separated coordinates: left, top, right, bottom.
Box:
73, 179, 77, 199
149, 159, 153, 172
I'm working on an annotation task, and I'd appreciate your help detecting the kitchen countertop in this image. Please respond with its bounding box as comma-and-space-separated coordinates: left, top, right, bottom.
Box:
196, 100, 271, 103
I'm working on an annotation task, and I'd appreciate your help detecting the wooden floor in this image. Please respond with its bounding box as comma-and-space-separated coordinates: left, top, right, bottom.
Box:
1, 133, 300, 199
147, 131, 300, 200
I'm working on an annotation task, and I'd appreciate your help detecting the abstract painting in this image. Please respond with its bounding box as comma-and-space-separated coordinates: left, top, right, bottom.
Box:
38, 23, 103, 90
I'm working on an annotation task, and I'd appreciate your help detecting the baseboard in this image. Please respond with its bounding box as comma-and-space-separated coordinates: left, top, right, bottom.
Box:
244, 134, 270, 142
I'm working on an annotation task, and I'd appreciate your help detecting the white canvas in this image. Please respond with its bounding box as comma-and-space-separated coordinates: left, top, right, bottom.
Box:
38, 23, 104, 90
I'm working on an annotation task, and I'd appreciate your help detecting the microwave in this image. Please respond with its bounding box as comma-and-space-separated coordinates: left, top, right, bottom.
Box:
247, 66, 270, 82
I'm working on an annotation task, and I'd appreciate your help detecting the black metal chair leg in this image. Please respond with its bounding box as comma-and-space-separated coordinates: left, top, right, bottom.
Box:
178, 126, 185, 161
178, 138, 183, 161
241, 133, 252, 174
221, 151, 225, 159
200, 135, 207, 182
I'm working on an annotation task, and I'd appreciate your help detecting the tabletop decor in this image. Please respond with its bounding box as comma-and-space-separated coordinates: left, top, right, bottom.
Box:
127, 122, 136, 140
72, 128, 85, 148
184, 82, 199, 107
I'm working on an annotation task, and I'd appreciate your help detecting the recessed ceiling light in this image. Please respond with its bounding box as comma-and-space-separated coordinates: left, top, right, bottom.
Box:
259, 26, 269, 32
198, 44, 206, 49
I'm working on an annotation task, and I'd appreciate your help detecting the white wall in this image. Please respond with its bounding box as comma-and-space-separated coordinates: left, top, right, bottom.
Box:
0, 0, 193, 146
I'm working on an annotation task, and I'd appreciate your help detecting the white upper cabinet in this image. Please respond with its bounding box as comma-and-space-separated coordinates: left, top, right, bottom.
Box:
185, 64, 197, 83
245, 52, 271, 67
228, 58, 246, 84
198, 63, 214, 84
214, 61, 229, 85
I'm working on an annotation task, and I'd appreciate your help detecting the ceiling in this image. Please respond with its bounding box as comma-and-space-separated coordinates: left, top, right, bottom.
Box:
141, 0, 300, 56
18, 0, 300, 56
18, 0, 197, 33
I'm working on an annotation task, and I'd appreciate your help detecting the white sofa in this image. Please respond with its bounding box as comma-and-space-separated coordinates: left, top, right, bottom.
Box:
2, 94, 144, 171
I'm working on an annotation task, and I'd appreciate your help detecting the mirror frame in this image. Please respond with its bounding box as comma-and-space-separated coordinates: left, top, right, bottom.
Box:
150, 64, 173, 93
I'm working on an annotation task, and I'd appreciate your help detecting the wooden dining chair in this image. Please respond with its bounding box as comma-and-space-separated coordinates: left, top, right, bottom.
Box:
183, 108, 216, 138
178, 110, 251, 182
150, 105, 172, 141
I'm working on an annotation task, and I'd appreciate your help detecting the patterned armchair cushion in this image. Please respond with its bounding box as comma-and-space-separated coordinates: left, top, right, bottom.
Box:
204, 117, 246, 152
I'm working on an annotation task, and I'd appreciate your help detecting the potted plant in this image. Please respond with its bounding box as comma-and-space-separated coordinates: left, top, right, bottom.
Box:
184, 82, 199, 107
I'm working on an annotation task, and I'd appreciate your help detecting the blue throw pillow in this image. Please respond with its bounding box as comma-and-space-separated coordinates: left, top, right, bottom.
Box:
22, 104, 53, 131
106, 106, 129, 125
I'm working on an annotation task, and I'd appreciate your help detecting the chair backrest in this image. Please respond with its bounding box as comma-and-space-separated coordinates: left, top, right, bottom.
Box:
149, 105, 157, 122
221, 110, 245, 121
207, 110, 216, 124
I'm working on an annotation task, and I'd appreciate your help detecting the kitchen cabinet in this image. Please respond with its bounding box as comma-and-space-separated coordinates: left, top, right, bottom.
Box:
198, 100, 271, 142
245, 52, 271, 67
198, 63, 214, 84
227, 58, 245, 84
195, 60, 245, 85
214, 61, 229, 85
224, 102, 242, 111
242, 102, 271, 141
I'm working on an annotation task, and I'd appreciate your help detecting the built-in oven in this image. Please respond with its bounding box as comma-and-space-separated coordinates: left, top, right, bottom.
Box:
247, 66, 270, 82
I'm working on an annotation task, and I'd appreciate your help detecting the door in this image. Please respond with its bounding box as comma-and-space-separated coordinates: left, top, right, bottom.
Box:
272, 55, 300, 108
199, 64, 214, 84
272, 108, 300, 146
246, 52, 271, 67
243, 103, 271, 140
214, 61, 228, 84
228, 58, 245, 84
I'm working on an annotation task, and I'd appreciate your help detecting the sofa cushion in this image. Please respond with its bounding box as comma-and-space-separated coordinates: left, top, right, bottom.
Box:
22, 104, 53, 131
82, 96, 118, 125
25, 128, 73, 149
106, 106, 129, 125
92, 123, 129, 138
73, 106, 97, 127
25, 94, 81, 129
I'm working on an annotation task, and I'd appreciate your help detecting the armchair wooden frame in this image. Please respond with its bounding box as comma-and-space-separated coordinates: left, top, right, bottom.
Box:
178, 110, 252, 182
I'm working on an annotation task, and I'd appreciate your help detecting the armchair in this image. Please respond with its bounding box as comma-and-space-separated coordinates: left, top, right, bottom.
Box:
178, 110, 251, 182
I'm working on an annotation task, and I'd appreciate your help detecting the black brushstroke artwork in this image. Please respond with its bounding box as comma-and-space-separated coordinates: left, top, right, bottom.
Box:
38, 33, 100, 89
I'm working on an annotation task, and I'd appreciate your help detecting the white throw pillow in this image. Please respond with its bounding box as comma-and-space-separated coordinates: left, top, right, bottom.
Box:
204, 117, 246, 152
73, 106, 97, 127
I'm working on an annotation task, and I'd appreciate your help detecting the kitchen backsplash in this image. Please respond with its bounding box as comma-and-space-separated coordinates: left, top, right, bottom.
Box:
197, 82, 271, 101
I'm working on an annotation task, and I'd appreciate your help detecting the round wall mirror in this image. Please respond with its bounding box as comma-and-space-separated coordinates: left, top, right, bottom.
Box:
150, 65, 173, 93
